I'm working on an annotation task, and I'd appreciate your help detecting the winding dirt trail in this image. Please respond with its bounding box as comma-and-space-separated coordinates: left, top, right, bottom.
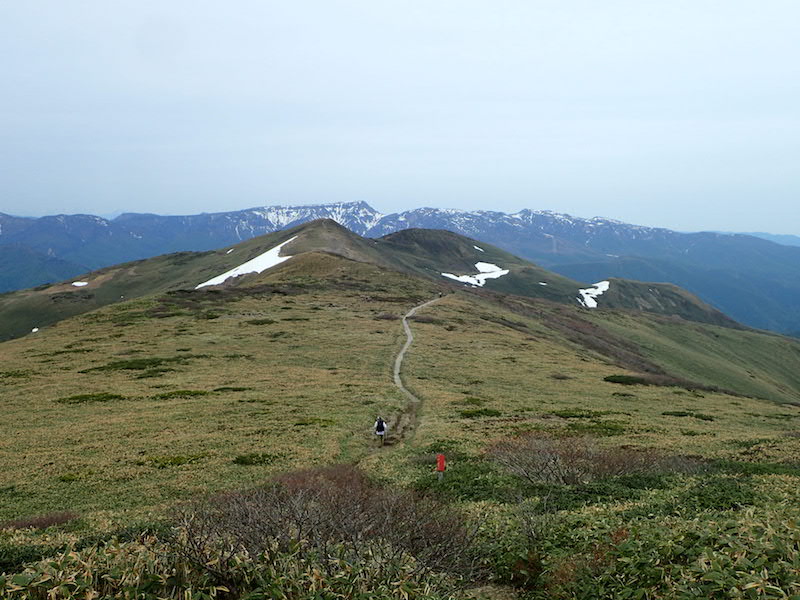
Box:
384, 296, 442, 445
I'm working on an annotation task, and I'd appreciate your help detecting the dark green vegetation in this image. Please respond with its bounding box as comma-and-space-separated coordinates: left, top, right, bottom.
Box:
54, 393, 126, 405
2, 221, 800, 598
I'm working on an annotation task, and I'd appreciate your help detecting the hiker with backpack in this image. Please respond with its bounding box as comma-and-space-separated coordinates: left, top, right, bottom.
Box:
374, 416, 387, 445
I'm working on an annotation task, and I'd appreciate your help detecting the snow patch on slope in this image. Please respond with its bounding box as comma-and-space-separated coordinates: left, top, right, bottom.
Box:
442, 262, 509, 287
577, 281, 610, 308
71, 281, 88, 287
196, 236, 298, 289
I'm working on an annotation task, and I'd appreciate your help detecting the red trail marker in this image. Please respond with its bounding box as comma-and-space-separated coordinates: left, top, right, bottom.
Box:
436, 453, 446, 480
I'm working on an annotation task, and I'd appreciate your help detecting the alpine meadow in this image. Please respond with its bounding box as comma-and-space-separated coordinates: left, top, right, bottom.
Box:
2, 219, 800, 599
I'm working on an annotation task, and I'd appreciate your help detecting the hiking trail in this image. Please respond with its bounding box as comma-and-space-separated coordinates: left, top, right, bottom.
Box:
384, 296, 442, 446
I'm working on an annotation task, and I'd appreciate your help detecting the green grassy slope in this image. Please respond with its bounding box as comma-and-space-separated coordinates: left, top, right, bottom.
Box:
0, 228, 303, 341
587, 310, 800, 404
0, 254, 439, 521
3, 250, 800, 598
2, 252, 800, 522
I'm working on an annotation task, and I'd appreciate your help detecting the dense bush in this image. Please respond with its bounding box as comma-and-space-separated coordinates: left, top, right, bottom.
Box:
0, 536, 460, 599
174, 465, 480, 595
488, 434, 700, 486
414, 458, 522, 502
0, 467, 476, 599
670, 476, 759, 512
532, 508, 800, 599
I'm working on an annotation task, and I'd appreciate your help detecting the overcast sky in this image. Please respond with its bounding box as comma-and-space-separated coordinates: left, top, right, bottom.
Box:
1, 1, 799, 233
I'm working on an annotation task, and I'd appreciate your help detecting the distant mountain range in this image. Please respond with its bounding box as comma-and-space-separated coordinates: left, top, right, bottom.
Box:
742, 232, 800, 247
2, 202, 799, 334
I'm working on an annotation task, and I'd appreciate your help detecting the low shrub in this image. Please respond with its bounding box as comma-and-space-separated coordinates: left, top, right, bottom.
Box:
173, 464, 479, 594
0, 370, 33, 379
0, 535, 459, 600
134, 367, 176, 379
662, 410, 715, 422
488, 434, 701, 486
693, 412, 715, 422
246, 318, 276, 325
537, 510, 800, 598
455, 397, 486, 406
413, 458, 523, 502
232, 452, 282, 466
82, 355, 208, 373
604, 374, 648, 385
662, 410, 691, 417
151, 390, 210, 400
714, 460, 800, 477
409, 315, 442, 324
671, 476, 758, 512
460, 408, 502, 418
550, 409, 605, 419
1, 512, 79, 531
197, 311, 221, 320
55, 393, 126, 404
374, 312, 400, 321
567, 420, 626, 436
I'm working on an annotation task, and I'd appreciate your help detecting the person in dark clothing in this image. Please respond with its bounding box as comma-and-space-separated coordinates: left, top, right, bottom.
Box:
374, 416, 387, 445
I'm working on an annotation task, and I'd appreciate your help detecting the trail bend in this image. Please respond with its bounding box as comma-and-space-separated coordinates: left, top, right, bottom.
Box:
385, 296, 442, 445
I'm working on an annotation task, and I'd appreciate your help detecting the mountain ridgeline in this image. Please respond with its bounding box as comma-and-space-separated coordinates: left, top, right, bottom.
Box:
0, 219, 736, 343
3, 217, 796, 406
2, 202, 799, 334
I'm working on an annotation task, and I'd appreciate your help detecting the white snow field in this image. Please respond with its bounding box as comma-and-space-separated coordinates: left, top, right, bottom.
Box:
441, 262, 509, 287
473, 245, 485, 252
71, 281, 88, 287
196, 236, 298, 289
577, 280, 610, 308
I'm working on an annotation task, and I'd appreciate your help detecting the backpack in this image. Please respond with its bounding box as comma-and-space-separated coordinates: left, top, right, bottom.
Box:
376, 418, 385, 433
